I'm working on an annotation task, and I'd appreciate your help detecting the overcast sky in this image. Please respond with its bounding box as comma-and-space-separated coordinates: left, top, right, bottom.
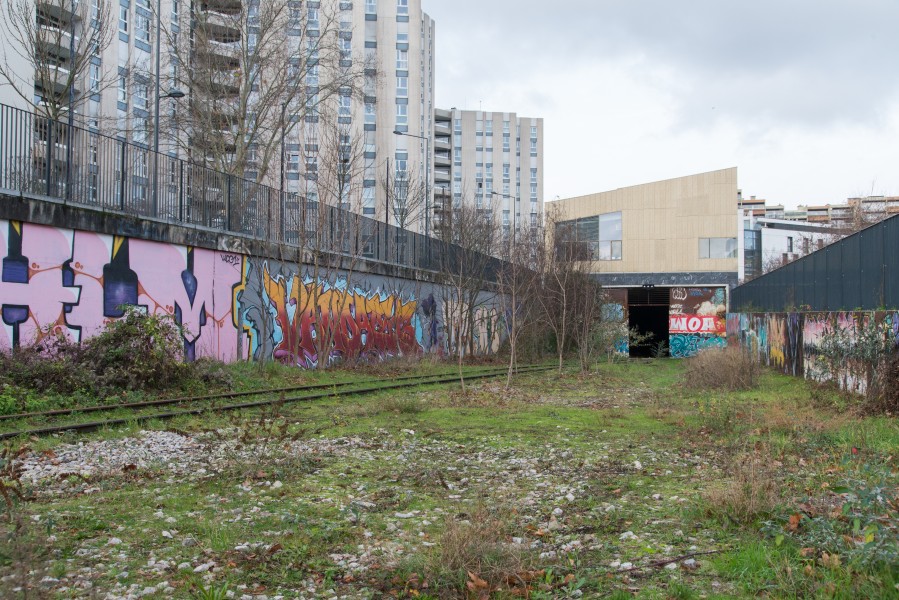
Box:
423, 0, 899, 208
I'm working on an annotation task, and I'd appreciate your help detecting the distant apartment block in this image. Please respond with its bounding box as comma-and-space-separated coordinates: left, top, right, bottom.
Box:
434, 108, 544, 238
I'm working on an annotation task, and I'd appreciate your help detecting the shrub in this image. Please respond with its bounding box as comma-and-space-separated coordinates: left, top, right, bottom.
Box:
0, 309, 205, 401
79, 307, 189, 392
867, 349, 899, 415
683, 345, 760, 391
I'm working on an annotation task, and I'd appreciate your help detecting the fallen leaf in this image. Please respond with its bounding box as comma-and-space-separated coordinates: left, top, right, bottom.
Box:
787, 513, 803, 532
467, 571, 489, 590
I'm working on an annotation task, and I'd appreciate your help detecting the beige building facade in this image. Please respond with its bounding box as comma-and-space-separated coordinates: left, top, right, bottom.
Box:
552, 167, 740, 288
552, 168, 740, 358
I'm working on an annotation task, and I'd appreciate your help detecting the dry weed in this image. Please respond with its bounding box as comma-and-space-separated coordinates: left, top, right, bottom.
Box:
703, 446, 779, 525
868, 350, 899, 416
683, 346, 760, 391
428, 504, 531, 596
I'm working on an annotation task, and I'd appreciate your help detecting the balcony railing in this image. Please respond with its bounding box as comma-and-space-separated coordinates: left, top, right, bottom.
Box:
0, 102, 505, 278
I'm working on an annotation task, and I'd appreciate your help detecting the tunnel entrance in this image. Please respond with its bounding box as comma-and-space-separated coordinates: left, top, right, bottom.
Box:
627, 287, 670, 358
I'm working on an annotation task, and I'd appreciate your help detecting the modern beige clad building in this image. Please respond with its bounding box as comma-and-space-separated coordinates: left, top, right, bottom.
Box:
552, 168, 741, 358
552, 167, 740, 288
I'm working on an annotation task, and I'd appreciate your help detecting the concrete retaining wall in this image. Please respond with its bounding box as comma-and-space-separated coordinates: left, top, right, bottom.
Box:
0, 196, 503, 365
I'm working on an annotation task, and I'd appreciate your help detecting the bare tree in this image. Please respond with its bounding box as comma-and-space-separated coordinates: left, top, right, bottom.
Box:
438, 191, 501, 390
380, 160, 428, 261
283, 113, 372, 369
160, 0, 369, 183
538, 203, 593, 374
569, 272, 605, 373
0, 0, 115, 122
496, 225, 542, 388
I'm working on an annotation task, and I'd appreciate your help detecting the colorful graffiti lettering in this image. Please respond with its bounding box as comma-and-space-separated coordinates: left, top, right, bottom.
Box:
252, 263, 420, 367
669, 333, 727, 358
668, 287, 727, 357
729, 310, 899, 393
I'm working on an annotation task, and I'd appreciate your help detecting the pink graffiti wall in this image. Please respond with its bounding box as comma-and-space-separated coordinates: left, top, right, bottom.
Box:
0, 220, 242, 360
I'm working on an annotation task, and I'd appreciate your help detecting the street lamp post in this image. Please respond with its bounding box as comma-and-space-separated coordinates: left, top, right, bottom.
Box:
152, 0, 185, 216
392, 129, 430, 239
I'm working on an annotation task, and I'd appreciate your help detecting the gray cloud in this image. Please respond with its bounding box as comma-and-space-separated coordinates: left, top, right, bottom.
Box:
425, 0, 899, 129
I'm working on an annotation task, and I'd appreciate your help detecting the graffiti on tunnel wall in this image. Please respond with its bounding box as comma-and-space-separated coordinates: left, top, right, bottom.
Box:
669, 287, 727, 358
0, 220, 503, 365
0, 220, 240, 360
727, 310, 899, 391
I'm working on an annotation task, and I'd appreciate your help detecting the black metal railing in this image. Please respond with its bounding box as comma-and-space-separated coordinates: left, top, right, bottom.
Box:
0, 101, 504, 278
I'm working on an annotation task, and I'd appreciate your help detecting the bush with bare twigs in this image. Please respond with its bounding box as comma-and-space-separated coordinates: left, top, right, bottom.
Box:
683, 346, 760, 391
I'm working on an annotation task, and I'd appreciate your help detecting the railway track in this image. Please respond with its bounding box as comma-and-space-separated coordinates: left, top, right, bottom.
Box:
0, 365, 552, 441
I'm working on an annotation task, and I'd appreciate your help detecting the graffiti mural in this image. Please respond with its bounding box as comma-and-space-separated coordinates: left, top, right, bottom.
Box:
0, 220, 505, 365
239, 261, 422, 367
728, 310, 899, 392
669, 287, 727, 358
0, 220, 240, 360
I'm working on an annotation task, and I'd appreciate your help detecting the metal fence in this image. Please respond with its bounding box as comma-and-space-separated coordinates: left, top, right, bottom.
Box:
731, 213, 899, 311
0, 102, 503, 277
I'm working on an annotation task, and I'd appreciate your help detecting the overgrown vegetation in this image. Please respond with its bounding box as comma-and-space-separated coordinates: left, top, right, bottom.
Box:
812, 315, 899, 415
0, 359, 895, 598
683, 345, 760, 391
0, 310, 229, 414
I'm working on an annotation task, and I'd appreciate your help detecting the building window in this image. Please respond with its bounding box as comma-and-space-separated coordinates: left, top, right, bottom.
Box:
396, 49, 407, 69
339, 94, 351, 116
453, 118, 461, 133
118, 75, 128, 103
119, 6, 129, 34
699, 237, 738, 259
365, 0, 377, 14
364, 102, 375, 124
136, 13, 150, 44
397, 0, 408, 15
396, 76, 407, 97
559, 211, 622, 261
598, 212, 622, 260
135, 84, 148, 110
89, 64, 100, 93
396, 103, 407, 125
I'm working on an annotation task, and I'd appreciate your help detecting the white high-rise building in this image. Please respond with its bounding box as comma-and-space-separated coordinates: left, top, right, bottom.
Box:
0, 0, 435, 231
435, 108, 544, 237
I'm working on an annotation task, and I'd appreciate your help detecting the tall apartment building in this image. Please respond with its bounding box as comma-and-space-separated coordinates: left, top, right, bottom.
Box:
0, 0, 436, 232
282, 0, 435, 232
435, 108, 544, 238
